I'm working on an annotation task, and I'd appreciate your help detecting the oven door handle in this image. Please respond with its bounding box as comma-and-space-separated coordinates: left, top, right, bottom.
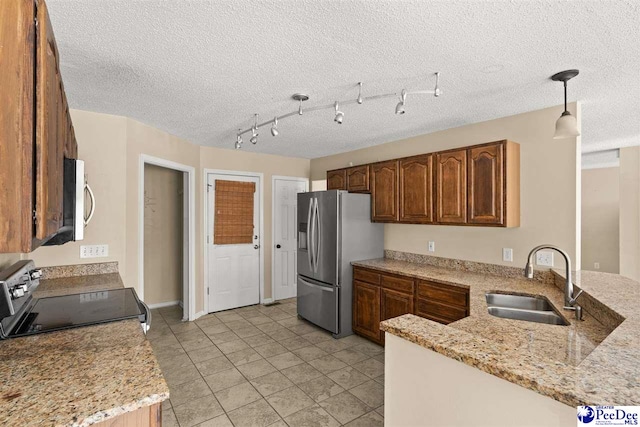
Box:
139, 300, 151, 333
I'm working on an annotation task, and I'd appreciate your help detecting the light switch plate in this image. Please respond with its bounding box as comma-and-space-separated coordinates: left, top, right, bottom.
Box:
594, 262, 600, 270
536, 251, 554, 267
502, 248, 513, 262
80, 244, 109, 259
428, 241, 435, 252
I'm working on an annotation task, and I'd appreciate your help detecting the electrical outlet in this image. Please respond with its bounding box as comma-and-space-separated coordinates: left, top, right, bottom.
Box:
594, 262, 600, 270
428, 241, 435, 252
502, 248, 513, 262
80, 244, 109, 259
536, 251, 554, 267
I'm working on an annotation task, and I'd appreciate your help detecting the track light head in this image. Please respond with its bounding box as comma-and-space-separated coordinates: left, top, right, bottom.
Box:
395, 89, 407, 115
250, 114, 259, 144
434, 72, 441, 97
235, 131, 243, 149
334, 101, 344, 124
271, 117, 279, 136
357, 82, 363, 104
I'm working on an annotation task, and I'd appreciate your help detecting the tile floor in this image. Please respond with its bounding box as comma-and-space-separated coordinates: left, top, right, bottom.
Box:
148, 299, 385, 427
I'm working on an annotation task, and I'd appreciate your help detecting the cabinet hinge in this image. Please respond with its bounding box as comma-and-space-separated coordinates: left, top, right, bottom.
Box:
32, 210, 37, 224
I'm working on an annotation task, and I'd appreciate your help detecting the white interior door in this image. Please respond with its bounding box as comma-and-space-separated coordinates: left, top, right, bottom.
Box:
273, 178, 307, 301
207, 173, 260, 312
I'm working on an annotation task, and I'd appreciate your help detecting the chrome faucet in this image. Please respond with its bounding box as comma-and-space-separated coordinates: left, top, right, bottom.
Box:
524, 245, 583, 320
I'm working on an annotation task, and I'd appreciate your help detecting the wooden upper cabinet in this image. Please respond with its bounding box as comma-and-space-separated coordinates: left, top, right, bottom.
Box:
346, 165, 370, 192
468, 143, 503, 224
327, 169, 347, 190
0, 0, 36, 252
370, 160, 399, 222
399, 154, 433, 223
435, 149, 467, 224
35, 0, 65, 239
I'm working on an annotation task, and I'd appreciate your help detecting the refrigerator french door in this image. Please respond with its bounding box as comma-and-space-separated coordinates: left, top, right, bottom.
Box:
297, 190, 383, 338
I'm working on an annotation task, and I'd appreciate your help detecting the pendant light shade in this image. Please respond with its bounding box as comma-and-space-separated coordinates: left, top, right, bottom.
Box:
554, 111, 580, 139
551, 69, 580, 139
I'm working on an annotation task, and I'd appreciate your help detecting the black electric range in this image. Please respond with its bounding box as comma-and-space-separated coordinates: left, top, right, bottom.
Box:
0, 260, 150, 339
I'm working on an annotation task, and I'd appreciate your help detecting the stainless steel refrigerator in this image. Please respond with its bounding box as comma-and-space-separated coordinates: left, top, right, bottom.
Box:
297, 190, 383, 338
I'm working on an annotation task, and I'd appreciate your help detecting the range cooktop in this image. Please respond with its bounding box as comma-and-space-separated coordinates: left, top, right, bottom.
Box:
0, 260, 150, 339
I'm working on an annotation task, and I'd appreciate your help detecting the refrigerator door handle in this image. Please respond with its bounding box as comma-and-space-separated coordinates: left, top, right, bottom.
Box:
298, 277, 334, 292
314, 198, 321, 273
306, 198, 313, 271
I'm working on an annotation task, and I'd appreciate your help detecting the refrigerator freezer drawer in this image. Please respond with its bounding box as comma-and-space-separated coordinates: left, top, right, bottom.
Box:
297, 276, 338, 334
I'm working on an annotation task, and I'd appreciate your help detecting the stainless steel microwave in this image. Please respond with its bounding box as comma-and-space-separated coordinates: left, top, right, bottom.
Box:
43, 158, 95, 246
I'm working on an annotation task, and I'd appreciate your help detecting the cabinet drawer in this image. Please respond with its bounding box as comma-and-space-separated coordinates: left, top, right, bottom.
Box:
354, 268, 381, 285
415, 299, 467, 324
381, 274, 414, 294
417, 281, 468, 308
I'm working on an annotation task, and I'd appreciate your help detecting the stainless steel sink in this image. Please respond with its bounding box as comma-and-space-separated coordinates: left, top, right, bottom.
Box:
485, 293, 569, 326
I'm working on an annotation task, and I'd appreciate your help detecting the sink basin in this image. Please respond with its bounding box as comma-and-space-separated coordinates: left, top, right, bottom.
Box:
485, 293, 569, 326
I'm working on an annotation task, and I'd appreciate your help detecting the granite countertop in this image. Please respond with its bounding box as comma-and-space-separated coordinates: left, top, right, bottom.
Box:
0, 269, 169, 426
353, 258, 640, 407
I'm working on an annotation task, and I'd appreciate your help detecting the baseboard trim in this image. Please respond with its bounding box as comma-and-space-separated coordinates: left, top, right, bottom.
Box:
194, 310, 207, 320
262, 298, 274, 305
147, 300, 181, 309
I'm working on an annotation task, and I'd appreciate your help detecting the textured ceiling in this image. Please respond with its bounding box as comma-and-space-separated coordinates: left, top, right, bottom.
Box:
48, 0, 640, 159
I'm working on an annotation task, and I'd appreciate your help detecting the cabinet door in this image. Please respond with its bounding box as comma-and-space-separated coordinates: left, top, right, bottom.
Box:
370, 160, 399, 222
435, 149, 467, 224
346, 165, 370, 192
327, 169, 347, 190
353, 280, 381, 342
35, 0, 65, 239
468, 143, 504, 225
381, 288, 414, 322
0, 0, 36, 252
399, 154, 433, 223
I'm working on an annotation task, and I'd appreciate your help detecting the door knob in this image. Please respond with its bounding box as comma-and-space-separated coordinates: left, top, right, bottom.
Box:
254, 245, 260, 249
276, 244, 281, 249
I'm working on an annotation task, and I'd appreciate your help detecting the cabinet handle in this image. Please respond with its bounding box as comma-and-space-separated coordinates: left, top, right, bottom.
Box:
84, 183, 95, 226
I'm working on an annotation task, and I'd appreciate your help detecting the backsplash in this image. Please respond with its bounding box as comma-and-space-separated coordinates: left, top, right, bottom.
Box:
384, 250, 555, 284
40, 262, 119, 279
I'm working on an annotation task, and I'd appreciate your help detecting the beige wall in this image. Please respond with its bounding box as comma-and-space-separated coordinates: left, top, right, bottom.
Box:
581, 167, 619, 273
28, 109, 310, 315
619, 146, 640, 281
144, 164, 184, 305
311, 103, 581, 269
0, 254, 21, 270
124, 118, 201, 308
30, 110, 128, 269
199, 147, 311, 304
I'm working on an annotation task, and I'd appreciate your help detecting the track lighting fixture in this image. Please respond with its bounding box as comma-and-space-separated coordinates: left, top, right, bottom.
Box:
250, 114, 258, 144
235, 130, 242, 150
551, 69, 580, 139
395, 90, 407, 115
232, 73, 442, 149
334, 101, 344, 124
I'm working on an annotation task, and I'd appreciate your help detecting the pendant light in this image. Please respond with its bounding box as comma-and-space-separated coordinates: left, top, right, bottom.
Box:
551, 69, 580, 139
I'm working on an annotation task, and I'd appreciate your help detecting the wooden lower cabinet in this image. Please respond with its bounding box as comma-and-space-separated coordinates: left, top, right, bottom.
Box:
353, 280, 382, 343
352, 266, 470, 346
93, 403, 161, 427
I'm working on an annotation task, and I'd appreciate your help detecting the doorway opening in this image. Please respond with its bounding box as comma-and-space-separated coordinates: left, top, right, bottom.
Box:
272, 176, 309, 301
139, 155, 196, 321
204, 170, 264, 313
